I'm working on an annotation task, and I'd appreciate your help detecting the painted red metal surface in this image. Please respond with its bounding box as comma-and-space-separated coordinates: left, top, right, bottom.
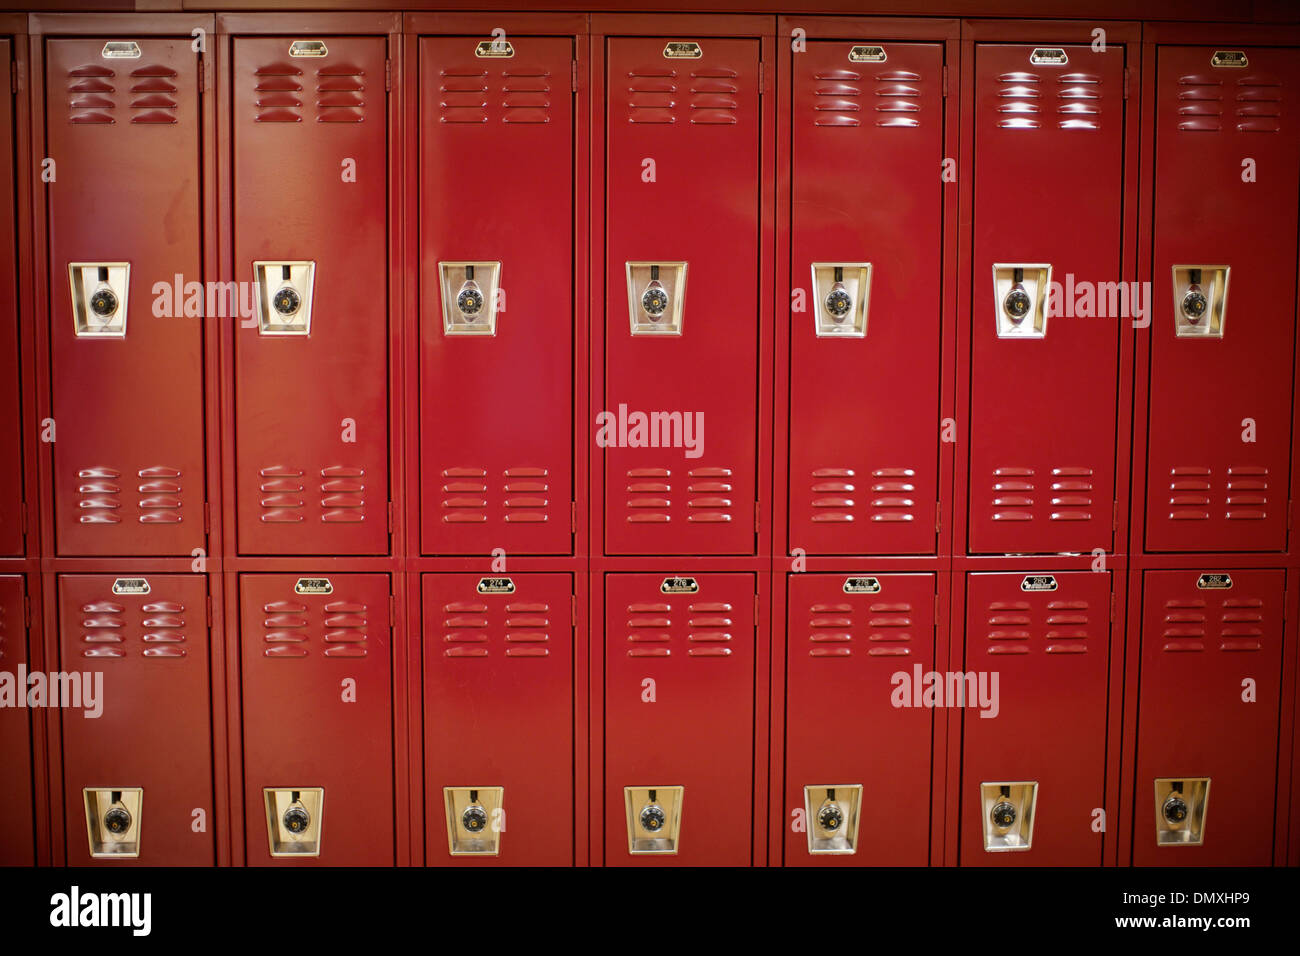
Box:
418, 35, 575, 556
966, 42, 1125, 555
603, 572, 755, 864
57, 573, 214, 865
422, 572, 573, 864
0, 38, 22, 558
232, 35, 389, 555
960, 570, 1111, 864
1144, 48, 1300, 554
0, 574, 34, 865
787, 40, 944, 556
602, 36, 762, 556
43, 36, 207, 557
784, 572, 935, 865
1132, 568, 1283, 865
238, 572, 394, 865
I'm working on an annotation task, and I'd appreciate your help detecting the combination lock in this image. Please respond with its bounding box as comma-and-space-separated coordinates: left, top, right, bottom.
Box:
462, 805, 489, 833
272, 286, 301, 317
1163, 793, 1189, 826
89, 286, 119, 319
824, 266, 852, 322
282, 805, 311, 835
104, 806, 132, 835
817, 802, 844, 833
990, 801, 1017, 829
639, 804, 667, 833
1181, 280, 1208, 323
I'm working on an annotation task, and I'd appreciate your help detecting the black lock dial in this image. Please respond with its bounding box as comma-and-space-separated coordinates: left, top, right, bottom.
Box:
1003, 286, 1031, 322
272, 286, 301, 317
282, 806, 311, 834
990, 801, 1017, 829
462, 805, 488, 833
457, 285, 484, 318
824, 287, 852, 320
817, 803, 844, 832
89, 287, 119, 319
639, 804, 666, 833
1180, 288, 1208, 322
642, 285, 669, 319
104, 807, 132, 835
1163, 794, 1189, 825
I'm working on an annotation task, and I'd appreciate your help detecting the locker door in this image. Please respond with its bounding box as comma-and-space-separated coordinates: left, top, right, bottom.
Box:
58, 574, 214, 865
1145, 49, 1300, 552
960, 571, 1110, 865
423, 573, 573, 864
240, 573, 393, 865
604, 572, 755, 865
788, 41, 944, 556
419, 36, 574, 556
233, 36, 390, 555
0, 39, 22, 556
604, 38, 762, 555
0, 575, 34, 865
1133, 569, 1283, 865
785, 573, 935, 865
968, 44, 1125, 554
45, 37, 206, 557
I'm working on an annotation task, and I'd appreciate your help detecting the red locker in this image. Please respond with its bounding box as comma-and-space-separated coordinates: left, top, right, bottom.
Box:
967, 43, 1125, 554
784, 573, 935, 865
603, 37, 762, 555
961, 571, 1111, 864
788, 41, 944, 556
0, 39, 22, 557
58, 574, 213, 865
0, 575, 34, 865
419, 36, 574, 556
44, 37, 206, 557
239, 573, 393, 865
422, 573, 573, 864
1132, 569, 1283, 865
1145, 49, 1300, 553
604, 572, 755, 865
233, 36, 390, 555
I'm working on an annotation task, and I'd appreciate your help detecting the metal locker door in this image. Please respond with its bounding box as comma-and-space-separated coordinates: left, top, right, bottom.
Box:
960, 571, 1110, 865
419, 36, 574, 556
1145, 49, 1300, 553
58, 574, 214, 865
45, 37, 206, 557
240, 573, 393, 865
423, 573, 573, 864
604, 572, 755, 865
233, 37, 390, 555
967, 44, 1125, 555
788, 41, 944, 556
0, 39, 22, 557
1133, 569, 1283, 865
604, 38, 762, 555
0, 575, 34, 865
785, 573, 935, 865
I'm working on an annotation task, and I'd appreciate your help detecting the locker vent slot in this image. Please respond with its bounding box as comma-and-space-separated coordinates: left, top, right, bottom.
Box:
67, 64, 116, 124
1055, 71, 1101, 130
1162, 593, 1266, 652
80, 600, 126, 657
320, 466, 367, 523
253, 63, 304, 122
990, 466, 1035, 522
316, 65, 366, 123
1166, 465, 1269, 522
502, 69, 552, 124
503, 466, 550, 523
259, 466, 306, 523
811, 69, 860, 127
441, 466, 489, 523
129, 65, 178, 124
626, 467, 672, 524
440, 466, 555, 526
1235, 75, 1282, 132
440, 65, 551, 125
76, 466, 123, 524
996, 71, 1041, 129
263, 599, 309, 646
985, 598, 1091, 654
137, 466, 183, 524
687, 601, 733, 645
686, 466, 733, 524
323, 599, 368, 656
689, 68, 738, 125
504, 600, 550, 656
627, 67, 678, 124
1176, 74, 1223, 132
874, 68, 922, 128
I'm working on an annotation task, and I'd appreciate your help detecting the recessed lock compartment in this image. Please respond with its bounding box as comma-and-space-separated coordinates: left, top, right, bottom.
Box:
443, 786, 505, 856
980, 781, 1037, 851
624, 785, 684, 854
253, 261, 315, 335
263, 787, 323, 857
438, 261, 502, 336
1154, 777, 1210, 847
992, 264, 1051, 338
626, 262, 687, 336
803, 784, 863, 855
810, 263, 871, 338
83, 788, 143, 858
1171, 266, 1228, 338
69, 263, 130, 337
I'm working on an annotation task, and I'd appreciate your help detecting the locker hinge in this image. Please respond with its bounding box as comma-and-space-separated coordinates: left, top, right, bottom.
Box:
758, 61, 767, 94
1123, 67, 1130, 100
387, 501, 394, 534
10, 60, 17, 95
754, 592, 760, 625
934, 593, 940, 626
390, 593, 397, 621
571, 501, 576, 534
935, 501, 941, 534
754, 501, 760, 534
942, 64, 949, 97
572, 60, 579, 93
20, 501, 27, 535
385, 59, 392, 92
205, 594, 213, 628
23, 593, 31, 627
1110, 592, 1116, 623
203, 501, 211, 535
197, 56, 205, 93
1112, 500, 1119, 531
571, 594, 577, 627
